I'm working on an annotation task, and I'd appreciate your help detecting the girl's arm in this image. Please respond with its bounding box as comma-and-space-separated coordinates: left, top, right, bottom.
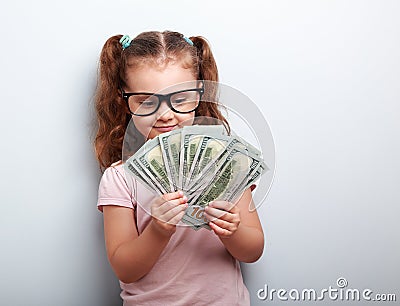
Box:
204, 188, 264, 263
103, 191, 187, 283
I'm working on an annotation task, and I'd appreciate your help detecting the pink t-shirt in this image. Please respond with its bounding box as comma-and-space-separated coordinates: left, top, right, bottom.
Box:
97, 163, 250, 306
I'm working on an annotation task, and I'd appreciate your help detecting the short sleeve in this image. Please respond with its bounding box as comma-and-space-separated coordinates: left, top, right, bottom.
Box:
97, 164, 136, 212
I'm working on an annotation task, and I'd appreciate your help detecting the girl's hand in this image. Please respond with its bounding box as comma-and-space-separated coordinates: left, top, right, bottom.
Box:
204, 201, 240, 238
151, 191, 188, 236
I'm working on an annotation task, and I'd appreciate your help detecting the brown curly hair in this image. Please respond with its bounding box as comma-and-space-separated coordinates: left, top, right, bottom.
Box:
94, 30, 230, 170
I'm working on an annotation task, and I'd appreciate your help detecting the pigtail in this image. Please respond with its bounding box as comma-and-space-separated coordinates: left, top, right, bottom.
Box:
190, 36, 230, 134
190, 36, 219, 82
94, 35, 130, 170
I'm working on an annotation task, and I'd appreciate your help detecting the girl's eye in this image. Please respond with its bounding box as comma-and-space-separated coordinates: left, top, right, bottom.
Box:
142, 100, 156, 107
173, 97, 187, 104
132, 95, 158, 108
172, 94, 190, 104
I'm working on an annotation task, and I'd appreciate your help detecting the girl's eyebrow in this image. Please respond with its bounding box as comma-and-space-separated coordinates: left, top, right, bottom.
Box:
124, 88, 199, 95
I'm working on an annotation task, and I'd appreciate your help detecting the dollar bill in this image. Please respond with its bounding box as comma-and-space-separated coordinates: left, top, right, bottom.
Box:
186, 134, 231, 189
136, 137, 172, 193
241, 161, 268, 192
181, 205, 211, 230
232, 133, 262, 157
190, 147, 256, 206
187, 149, 266, 229
226, 160, 268, 203
182, 149, 252, 230
123, 124, 267, 231
185, 136, 241, 192
159, 129, 182, 191
179, 125, 226, 191
124, 158, 165, 195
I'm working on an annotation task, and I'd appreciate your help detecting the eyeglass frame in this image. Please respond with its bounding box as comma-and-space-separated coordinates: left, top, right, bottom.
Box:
120, 86, 205, 116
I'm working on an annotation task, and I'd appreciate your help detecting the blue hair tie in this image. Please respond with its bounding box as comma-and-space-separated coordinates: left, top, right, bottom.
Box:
119, 35, 132, 50
183, 36, 194, 46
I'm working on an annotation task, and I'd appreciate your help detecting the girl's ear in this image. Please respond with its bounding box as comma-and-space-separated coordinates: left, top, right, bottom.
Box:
197, 80, 204, 89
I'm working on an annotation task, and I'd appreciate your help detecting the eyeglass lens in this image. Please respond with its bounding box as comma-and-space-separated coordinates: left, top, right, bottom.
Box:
128, 90, 201, 115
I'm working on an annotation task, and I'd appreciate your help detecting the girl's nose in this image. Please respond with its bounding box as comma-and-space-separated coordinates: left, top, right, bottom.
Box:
156, 100, 174, 121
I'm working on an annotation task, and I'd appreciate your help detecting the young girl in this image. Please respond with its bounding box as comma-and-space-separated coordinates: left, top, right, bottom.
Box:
94, 30, 264, 305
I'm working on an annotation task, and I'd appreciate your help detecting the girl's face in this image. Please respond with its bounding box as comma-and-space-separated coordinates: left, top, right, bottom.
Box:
124, 62, 197, 140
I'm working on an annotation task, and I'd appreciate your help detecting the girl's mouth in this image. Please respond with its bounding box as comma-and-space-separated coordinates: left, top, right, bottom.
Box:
153, 125, 177, 133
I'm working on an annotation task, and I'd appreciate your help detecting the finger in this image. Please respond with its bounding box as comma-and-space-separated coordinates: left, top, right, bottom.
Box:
205, 205, 240, 223
209, 220, 233, 237
209, 200, 236, 212
161, 203, 188, 223
167, 210, 186, 226
204, 206, 229, 220
155, 198, 187, 215
152, 193, 182, 208
205, 212, 238, 227
162, 190, 186, 201
207, 213, 237, 230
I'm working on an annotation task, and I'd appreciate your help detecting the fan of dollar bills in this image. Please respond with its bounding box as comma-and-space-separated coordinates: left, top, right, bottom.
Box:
123, 124, 268, 230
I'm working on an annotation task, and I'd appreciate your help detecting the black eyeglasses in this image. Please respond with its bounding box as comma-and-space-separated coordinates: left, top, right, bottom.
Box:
121, 87, 204, 116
